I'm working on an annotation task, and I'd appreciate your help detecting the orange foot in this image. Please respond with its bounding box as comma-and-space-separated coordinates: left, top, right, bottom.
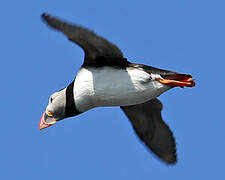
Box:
156, 74, 195, 87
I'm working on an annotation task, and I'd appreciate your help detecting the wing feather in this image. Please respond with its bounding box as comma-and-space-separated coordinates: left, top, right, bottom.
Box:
121, 98, 177, 164
41, 13, 124, 65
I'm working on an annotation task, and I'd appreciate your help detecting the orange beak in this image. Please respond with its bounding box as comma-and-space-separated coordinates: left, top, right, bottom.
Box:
39, 112, 56, 130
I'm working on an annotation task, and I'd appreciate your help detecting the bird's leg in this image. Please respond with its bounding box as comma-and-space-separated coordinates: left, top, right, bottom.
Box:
156, 74, 195, 87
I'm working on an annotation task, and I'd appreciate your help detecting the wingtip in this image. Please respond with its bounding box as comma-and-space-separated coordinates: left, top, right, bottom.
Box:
41, 12, 49, 21
156, 151, 177, 165
163, 155, 177, 165
40, 13, 64, 30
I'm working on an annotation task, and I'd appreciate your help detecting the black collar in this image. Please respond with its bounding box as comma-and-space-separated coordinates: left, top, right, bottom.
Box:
65, 81, 81, 118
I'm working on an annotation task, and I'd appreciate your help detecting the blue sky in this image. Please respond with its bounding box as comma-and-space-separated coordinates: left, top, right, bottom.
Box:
1, 0, 225, 179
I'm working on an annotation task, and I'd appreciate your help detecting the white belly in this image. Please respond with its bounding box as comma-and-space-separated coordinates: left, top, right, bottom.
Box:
74, 67, 170, 112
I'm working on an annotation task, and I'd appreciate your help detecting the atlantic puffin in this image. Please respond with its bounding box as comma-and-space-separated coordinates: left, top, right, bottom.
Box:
40, 13, 195, 164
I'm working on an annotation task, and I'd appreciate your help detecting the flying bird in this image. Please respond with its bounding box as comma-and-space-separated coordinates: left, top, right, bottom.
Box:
40, 13, 195, 164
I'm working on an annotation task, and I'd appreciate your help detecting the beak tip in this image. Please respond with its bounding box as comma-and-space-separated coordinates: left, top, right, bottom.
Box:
39, 112, 55, 130
39, 123, 46, 130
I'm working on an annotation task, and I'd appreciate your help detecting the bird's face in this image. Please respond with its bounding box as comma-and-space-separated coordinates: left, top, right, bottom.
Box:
39, 88, 66, 130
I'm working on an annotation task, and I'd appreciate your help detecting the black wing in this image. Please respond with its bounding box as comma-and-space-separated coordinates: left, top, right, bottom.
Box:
41, 13, 126, 67
121, 98, 177, 164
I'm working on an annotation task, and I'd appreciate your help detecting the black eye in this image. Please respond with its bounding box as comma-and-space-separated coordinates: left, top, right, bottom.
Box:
50, 97, 53, 103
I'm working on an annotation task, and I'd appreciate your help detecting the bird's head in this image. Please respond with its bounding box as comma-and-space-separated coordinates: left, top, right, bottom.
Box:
39, 81, 81, 130
39, 88, 67, 130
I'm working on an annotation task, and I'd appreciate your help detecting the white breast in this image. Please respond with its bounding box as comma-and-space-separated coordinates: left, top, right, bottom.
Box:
74, 67, 170, 112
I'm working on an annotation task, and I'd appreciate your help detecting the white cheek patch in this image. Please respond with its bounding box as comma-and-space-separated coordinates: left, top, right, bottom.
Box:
46, 88, 66, 118
45, 105, 52, 115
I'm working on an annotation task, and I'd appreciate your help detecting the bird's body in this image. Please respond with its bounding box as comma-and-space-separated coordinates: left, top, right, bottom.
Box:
40, 13, 195, 164
74, 66, 170, 112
